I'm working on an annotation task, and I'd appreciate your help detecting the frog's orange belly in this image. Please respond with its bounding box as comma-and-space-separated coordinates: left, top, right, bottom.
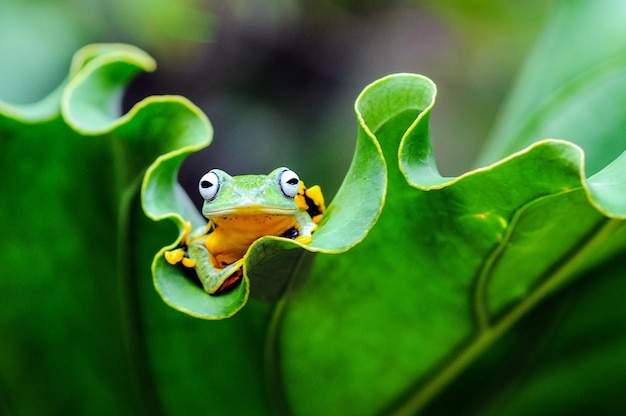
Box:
205, 214, 297, 268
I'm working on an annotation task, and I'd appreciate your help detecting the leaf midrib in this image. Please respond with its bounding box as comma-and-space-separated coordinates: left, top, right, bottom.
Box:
473, 186, 584, 330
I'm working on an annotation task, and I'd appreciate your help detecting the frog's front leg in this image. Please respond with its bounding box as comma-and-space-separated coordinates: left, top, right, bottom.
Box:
187, 236, 244, 294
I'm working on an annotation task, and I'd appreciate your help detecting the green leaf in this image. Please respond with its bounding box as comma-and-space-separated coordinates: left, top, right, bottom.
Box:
0, 44, 163, 415
271, 72, 626, 415
143, 77, 387, 316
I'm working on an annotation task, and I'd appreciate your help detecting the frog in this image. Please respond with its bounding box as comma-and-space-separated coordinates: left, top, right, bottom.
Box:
165, 167, 325, 295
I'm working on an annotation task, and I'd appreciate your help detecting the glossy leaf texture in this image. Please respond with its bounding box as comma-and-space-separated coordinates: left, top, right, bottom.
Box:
272, 77, 626, 416
0, 44, 271, 416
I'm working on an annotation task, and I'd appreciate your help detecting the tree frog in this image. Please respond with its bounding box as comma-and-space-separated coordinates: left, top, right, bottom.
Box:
165, 167, 325, 294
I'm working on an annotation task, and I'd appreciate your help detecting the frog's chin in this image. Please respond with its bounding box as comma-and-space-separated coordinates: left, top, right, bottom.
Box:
205, 206, 298, 217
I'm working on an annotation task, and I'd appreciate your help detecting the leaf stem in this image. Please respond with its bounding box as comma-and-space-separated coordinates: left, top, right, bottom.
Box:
472, 214, 518, 331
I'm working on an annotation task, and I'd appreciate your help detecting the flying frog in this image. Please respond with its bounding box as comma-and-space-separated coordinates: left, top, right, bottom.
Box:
165, 167, 325, 294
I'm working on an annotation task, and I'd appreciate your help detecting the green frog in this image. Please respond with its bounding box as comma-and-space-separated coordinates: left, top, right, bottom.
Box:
165, 167, 325, 294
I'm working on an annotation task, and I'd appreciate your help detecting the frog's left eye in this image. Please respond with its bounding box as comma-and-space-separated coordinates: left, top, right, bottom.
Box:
278, 169, 300, 198
199, 171, 221, 201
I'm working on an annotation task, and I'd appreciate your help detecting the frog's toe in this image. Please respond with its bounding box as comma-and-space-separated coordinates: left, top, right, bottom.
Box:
181, 257, 196, 268
295, 234, 312, 244
165, 248, 186, 265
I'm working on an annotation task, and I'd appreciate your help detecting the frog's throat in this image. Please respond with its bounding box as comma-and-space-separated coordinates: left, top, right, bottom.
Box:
205, 213, 299, 266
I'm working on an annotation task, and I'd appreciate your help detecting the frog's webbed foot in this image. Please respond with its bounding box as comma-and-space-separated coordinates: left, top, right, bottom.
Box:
188, 239, 244, 295
294, 232, 313, 244
164, 248, 197, 268
164, 221, 198, 267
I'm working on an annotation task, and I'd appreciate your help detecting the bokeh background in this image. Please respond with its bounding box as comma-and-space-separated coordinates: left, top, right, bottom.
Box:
0, 0, 548, 203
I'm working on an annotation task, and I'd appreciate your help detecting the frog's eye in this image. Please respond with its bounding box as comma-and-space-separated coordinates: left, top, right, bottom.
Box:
278, 168, 300, 199
199, 171, 221, 201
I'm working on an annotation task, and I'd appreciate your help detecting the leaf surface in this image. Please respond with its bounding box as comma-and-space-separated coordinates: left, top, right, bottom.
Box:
0, 43, 164, 415
272, 73, 626, 415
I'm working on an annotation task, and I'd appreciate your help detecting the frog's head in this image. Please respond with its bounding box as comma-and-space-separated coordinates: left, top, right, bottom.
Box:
198, 167, 302, 219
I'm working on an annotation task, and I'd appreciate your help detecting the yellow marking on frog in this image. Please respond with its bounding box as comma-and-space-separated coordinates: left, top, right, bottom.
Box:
295, 234, 313, 244
296, 182, 326, 224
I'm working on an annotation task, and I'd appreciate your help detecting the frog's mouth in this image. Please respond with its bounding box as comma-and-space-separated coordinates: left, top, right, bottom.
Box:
206, 206, 298, 217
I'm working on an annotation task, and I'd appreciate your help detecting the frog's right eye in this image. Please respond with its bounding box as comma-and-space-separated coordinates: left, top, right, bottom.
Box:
278, 168, 300, 199
199, 171, 221, 201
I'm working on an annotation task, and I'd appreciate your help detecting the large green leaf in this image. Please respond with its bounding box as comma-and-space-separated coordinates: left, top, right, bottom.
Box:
0, 44, 161, 415
424, 0, 626, 413
3, 0, 626, 414
271, 1, 626, 414
272, 75, 626, 415
0, 44, 270, 416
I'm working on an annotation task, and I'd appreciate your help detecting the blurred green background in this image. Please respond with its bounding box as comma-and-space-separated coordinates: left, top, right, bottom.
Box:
0, 0, 547, 199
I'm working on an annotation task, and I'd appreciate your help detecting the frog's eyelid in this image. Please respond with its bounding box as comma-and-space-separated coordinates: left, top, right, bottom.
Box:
199, 170, 221, 201
278, 168, 300, 198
